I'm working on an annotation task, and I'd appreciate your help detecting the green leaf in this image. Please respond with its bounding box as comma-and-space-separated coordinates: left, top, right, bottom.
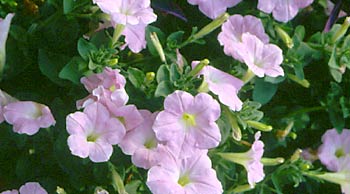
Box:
78, 38, 97, 61
328, 45, 342, 82
59, 57, 86, 84
156, 64, 170, 83
128, 67, 145, 88
63, 0, 74, 14
167, 31, 184, 49
155, 81, 173, 97
253, 78, 278, 105
125, 180, 142, 194
38, 49, 70, 86
169, 63, 181, 82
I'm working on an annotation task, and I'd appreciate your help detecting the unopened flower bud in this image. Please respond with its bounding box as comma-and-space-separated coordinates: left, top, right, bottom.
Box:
232, 184, 254, 192
150, 32, 166, 63
246, 120, 273, 132
287, 74, 310, 88
56, 186, 67, 194
261, 157, 285, 166
290, 148, 303, 163
192, 13, 229, 41
331, 16, 350, 43
108, 58, 119, 66
145, 72, 155, 84
275, 26, 294, 48
188, 59, 209, 77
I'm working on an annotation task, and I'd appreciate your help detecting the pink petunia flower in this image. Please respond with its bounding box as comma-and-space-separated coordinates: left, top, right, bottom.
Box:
1, 182, 47, 194
78, 67, 129, 109
77, 86, 129, 110
0, 190, 18, 194
93, 0, 157, 53
311, 156, 350, 194
147, 150, 223, 194
119, 110, 167, 169
235, 33, 284, 78
218, 132, 265, 188
66, 102, 126, 162
192, 61, 243, 111
218, 14, 270, 62
93, 0, 157, 26
81, 67, 126, 93
257, 0, 314, 23
318, 128, 350, 171
0, 89, 17, 123
19, 182, 47, 194
109, 104, 143, 132
187, 0, 242, 19
0, 13, 14, 73
3, 101, 56, 135
153, 90, 221, 158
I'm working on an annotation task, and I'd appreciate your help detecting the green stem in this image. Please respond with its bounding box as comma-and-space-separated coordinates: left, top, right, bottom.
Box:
108, 162, 128, 194
242, 69, 255, 84
286, 106, 326, 117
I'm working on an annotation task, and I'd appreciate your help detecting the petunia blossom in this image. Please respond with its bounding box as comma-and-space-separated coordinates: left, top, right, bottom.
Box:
66, 102, 126, 162
153, 90, 221, 158
77, 86, 129, 110
19, 182, 48, 194
81, 67, 126, 93
92, 0, 157, 53
192, 61, 243, 111
93, 0, 157, 26
119, 110, 166, 169
235, 33, 284, 78
0, 13, 14, 74
147, 150, 223, 194
109, 104, 143, 132
0, 190, 18, 194
310, 156, 350, 194
218, 132, 265, 188
218, 14, 269, 61
257, 0, 314, 23
3, 101, 56, 135
318, 128, 350, 171
78, 67, 129, 109
0, 89, 17, 123
187, 0, 242, 19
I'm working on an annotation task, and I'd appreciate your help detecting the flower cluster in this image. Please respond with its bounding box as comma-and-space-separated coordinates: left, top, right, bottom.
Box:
0, 90, 56, 135
67, 67, 143, 162
218, 14, 284, 78
1, 182, 47, 194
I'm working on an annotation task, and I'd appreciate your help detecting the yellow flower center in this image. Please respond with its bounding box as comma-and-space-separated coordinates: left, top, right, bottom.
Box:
109, 84, 116, 92
87, 133, 99, 142
335, 148, 345, 158
182, 113, 196, 127
178, 172, 191, 187
144, 138, 157, 149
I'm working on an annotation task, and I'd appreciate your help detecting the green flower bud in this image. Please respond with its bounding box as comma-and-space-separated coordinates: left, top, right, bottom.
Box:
150, 32, 166, 63
192, 13, 229, 41
246, 120, 273, 132
331, 17, 350, 43
275, 26, 294, 49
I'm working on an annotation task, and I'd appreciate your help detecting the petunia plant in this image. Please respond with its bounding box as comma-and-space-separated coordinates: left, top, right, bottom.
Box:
1, 0, 350, 193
